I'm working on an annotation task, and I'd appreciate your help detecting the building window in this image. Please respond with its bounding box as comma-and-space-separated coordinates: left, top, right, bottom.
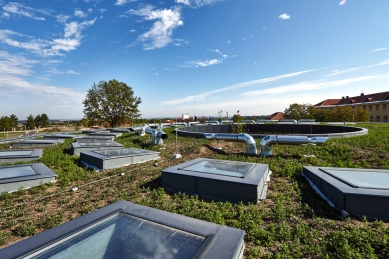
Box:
363, 106, 366, 110
369, 105, 372, 111
384, 116, 388, 122
370, 116, 373, 122
384, 104, 387, 111
376, 105, 380, 111
377, 116, 380, 122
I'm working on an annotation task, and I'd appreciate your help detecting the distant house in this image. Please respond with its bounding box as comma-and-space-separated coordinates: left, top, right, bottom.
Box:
266, 112, 284, 121
314, 91, 389, 122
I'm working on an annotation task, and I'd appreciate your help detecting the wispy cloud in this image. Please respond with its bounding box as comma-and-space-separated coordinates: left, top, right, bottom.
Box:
0, 18, 97, 56
128, 6, 183, 50
180, 49, 228, 68
325, 59, 389, 77
240, 76, 379, 97
371, 48, 386, 52
2, 2, 48, 21
279, 13, 290, 20
175, 0, 223, 8
115, 0, 137, 6
0, 52, 84, 104
74, 9, 87, 18
162, 69, 313, 105
47, 68, 80, 75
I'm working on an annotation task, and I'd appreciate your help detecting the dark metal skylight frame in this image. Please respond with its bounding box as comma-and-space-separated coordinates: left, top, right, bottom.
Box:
0, 201, 245, 259
0, 149, 42, 164
162, 158, 270, 204
303, 166, 389, 220
0, 163, 57, 193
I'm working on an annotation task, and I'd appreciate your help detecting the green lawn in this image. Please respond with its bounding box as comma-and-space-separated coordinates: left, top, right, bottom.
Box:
0, 123, 389, 258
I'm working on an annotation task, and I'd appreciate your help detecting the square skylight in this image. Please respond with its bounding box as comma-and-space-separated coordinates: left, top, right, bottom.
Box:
303, 166, 389, 220
11, 140, 63, 148
0, 163, 57, 193
70, 142, 124, 156
162, 158, 271, 204
0, 149, 42, 164
0, 201, 245, 259
80, 148, 160, 170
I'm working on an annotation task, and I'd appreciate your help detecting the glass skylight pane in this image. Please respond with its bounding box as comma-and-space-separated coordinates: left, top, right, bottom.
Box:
0, 166, 36, 179
94, 149, 145, 156
28, 213, 205, 259
79, 143, 117, 146
182, 160, 253, 178
0, 151, 33, 156
323, 169, 389, 190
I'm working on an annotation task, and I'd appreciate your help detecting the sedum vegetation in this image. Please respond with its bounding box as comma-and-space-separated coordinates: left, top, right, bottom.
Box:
0, 123, 389, 258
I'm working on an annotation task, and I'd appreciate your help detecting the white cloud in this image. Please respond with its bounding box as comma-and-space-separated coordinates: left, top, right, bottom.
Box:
182, 49, 228, 68
162, 69, 313, 105
227, 40, 231, 44
240, 76, 379, 97
0, 18, 97, 56
67, 69, 79, 74
325, 59, 389, 77
0, 51, 37, 76
128, 6, 184, 50
98, 9, 107, 13
0, 52, 84, 105
115, 0, 137, 6
175, 0, 222, 8
196, 59, 222, 67
88, 8, 93, 13
2, 2, 47, 21
279, 13, 290, 20
130, 29, 136, 32
56, 14, 70, 23
74, 9, 87, 18
1, 12, 10, 19
372, 48, 386, 52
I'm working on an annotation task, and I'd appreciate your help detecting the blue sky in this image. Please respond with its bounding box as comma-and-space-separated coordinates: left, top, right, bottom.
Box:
0, 0, 388, 120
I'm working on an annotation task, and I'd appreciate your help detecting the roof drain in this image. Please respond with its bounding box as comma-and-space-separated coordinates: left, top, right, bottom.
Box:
204, 133, 257, 155
145, 127, 168, 145
260, 135, 329, 157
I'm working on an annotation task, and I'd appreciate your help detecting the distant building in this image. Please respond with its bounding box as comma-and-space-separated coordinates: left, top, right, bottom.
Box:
266, 112, 284, 121
182, 113, 189, 120
314, 91, 389, 122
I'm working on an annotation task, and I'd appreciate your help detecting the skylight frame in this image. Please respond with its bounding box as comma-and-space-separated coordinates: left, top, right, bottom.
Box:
0, 201, 245, 259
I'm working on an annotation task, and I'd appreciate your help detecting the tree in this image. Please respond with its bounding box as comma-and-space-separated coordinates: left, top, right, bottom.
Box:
0, 116, 12, 131
34, 114, 41, 128
40, 113, 50, 127
284, 103, 312, 120
26, 114, 35, 129
9, 114, 18, 128
83, 79, 142, 127
354, 107, 370, 122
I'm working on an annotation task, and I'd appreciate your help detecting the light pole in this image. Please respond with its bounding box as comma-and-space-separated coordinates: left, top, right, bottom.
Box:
226, 111, 228, 120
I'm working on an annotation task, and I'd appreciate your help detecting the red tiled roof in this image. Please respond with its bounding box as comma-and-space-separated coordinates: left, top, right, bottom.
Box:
314, 91, 389, 107
314, 99, 341, 106
266, 112, 284, 120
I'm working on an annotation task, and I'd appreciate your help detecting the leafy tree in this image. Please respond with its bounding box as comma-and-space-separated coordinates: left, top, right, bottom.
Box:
284, 103, 312, 120
83, 79, 142, 127
34, 114, 41, 128
232, 113, 243, 123
40, 114, 50, 127
0, 116, 12, 131
26, 114, 35, 130
354, 107, 370, 122
9, 114, 18, 128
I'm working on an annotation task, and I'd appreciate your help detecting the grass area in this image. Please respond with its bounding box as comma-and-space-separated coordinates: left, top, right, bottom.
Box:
0, 124, 389, 258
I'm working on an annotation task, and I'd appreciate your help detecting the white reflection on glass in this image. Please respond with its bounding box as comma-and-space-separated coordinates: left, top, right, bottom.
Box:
0, 166, 36, 179
28, 213, 205, 259
0, 151, 33, 156
323, 169, 389, 190
79, 143, 118, 146
183, 160, 253, 178
94, 149, 145, 157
